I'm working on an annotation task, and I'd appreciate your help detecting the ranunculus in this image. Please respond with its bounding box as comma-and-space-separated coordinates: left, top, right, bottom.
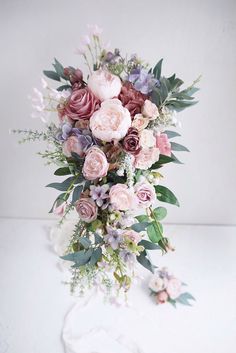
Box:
53, 201, 67, 217
118, 82, 147, 117
149, 276, 168, 293
142, 100, 159, 120
156, 133, 171, 157
88, 69, 122, 101
64, 88, 100, 120
139, 129, 156, 148
124, 229, 142, 244
82, 146, 109, 180
166, 277, 182, 299
89, 99, 131, 142
134, 147, 160, 170
132, 114, 149, 131
109, 184, 135, 211
75, 197, 98, 223
62, 135, 84, 157
134, 181, 156, 207
156, 290, 169, 304
122, 127, 141, 155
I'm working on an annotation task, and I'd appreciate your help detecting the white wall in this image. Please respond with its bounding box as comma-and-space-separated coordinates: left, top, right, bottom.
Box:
1, 0, 236, 224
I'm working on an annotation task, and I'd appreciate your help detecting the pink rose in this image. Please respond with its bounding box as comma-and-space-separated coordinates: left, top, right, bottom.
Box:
64, 88, 100, 120
134, 181, 156, 207
88, 70, 122, 101
82, 146, 109, 180
124, 229, 142, 244
132, 114, 149, 131
75, 197, 98, 223
134, 147, 160, 170
53, 201, 67, 217
156, 290, 169, 304
166, 277, 182, 299
156, 133, 171, 157
140, 129, 156, 148
109, 184, 135, 211
90, 99, 131, 142
62, 135, 84, 157
142, 100, 159, 120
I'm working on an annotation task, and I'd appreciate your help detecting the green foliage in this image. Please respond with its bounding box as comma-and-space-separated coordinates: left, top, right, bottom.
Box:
61, 249, 93, 266
43, 70, 61, 82
131, 222, 150, 232
165, 130, 181, 139
79, 237, 91, 249
170, 142, 190, 152
153, 207, 167, 221
155, 185, 180, 207
151, 154, 175, 169
147, 222, 163, 243
139, 239, 161, 250
72, 185, 83, 204
54, 167, 71, 176
137, 250, 155, 273
135, 215, 150, 223
153, 58, 163, 80
43, 58, 70, 83
175, 292, 195, 306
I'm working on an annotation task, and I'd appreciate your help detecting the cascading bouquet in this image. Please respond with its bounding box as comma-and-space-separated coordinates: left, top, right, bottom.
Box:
14, 25, 199, 298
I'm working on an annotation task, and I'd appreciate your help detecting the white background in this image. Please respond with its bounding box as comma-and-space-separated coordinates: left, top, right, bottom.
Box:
1, 0, 236, 225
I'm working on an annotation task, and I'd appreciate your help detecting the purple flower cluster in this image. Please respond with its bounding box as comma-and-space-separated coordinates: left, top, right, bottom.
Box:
128, 68, 159, 94
57, 123, 94, 153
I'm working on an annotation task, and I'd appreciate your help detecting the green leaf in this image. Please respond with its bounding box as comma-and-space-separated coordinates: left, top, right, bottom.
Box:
89, 248, 102, 266
94, 233, 103, 244
147, 222, 163, 243
72, 185, 83, 204
153, 207, 167, 221
139, 239, 161, 250
79, 237, 91, 249
54, 167, 71, 176
151, 154, 174, 169
131, 222, 150, 232
57, 84, 72, 91
159, 77, 169, 102
176, 292, 195, 306
53, 58, 67, 79
49, 192, 69, 213
43, 70, 61, 82
171, 152, 183, 164
171, 142, 190, 152
151, 88, 161, 106
155, 185, 180, 207
135, 215, 150, 223
46, 176, 75, 191
164, 130, 181, 139
137, 251, 154, 273
153, 58, 163, 80
61, 249, 93, 266
166, 99, 197, 112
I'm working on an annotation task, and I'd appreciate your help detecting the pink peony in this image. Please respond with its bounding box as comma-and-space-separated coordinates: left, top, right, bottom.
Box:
88, 69, 122, 101
62, 135, 84, 157
75, 197, 98, 223
134, 147, 160, 170
156, 290, 169, 304
156, 133, 171, 157
124, 229, 142, 244
89, 99, 131, 142
109, 184, 135, 211
166, 277, 182, 299
142, 99, 159, 120
82, 146, 109, 181
134, 181, 156, 208
64, 88, 100, 120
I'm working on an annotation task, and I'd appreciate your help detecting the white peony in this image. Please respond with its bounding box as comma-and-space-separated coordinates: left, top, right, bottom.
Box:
88, 69, 122, 101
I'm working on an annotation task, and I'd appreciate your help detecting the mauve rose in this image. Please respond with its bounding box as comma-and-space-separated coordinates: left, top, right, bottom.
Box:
132, 114, 149, 131
88, 69, 122, 101
124, 229, 142, 244
75, 197, 98, 223
156, 290, 169, 304
118, 82, 147, 117
62, 135, 84, 157
82, 146, 109, 180
122, 127, 141, 155
142, 99, 159, 120
134, 147, 160, 170
134, 181, 156, 207
90, 99, 131, 142
166, 277, 182, 299
156, 133, 171, 157
109, 184, 135, 211
65, 88, 100, 120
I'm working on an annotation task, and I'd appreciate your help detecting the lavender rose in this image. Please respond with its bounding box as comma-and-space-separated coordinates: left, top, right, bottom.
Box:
134, 181, 156, 207
82, 146, 109, 180
65, 87, 100, 120
122, 127, 141, 155
75, 197, 98, 223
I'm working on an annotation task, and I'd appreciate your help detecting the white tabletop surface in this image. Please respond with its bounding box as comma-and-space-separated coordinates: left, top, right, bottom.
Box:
0, 218, 235, 353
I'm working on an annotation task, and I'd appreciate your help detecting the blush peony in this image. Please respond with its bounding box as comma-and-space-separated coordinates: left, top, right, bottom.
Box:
134, 147, 160, 170
82, 146, 109, 180
88, 69, 122, 101
89, 99, 131, 142
109, 184, 135, 211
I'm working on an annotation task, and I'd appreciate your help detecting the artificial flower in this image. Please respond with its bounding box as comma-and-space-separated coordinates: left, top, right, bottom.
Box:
75, 197, 98, 223
88, 69, 122, 101
109, 184, 136, 211
156, 133, 171, 156
134, 181, 156, 208
122, 127, 141, 155
118, 82, 147, 117
82, 146, 109, 180
134, 147, 160, 170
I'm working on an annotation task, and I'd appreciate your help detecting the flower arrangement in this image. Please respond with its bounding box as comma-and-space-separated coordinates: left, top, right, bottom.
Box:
14, 25, 199, 298
149, 268, 195, 306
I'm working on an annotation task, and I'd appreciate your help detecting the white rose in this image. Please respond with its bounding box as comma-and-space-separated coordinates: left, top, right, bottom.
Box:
89, 99, 131, 142
142, 99, 159, 120
149, 276, 167, 293
132, 114, 149, 131
88, 69, 122, 101
140, 129, 156, 148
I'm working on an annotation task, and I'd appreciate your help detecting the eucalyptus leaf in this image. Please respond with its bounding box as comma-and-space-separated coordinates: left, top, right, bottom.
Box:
79, 237, 91, 249
46, 176, 75, 191
147, 222, 162, 243
54, 167, 71, 176
94, 233, 103, 244
171, 142, 190, 152
139, 239, 161, 250
72, 185, 83, 204
57, 84, 72, 92
135, 215, 150, 223
43, 70, 61, 82
155, 185, 180, 207
165, 130, 181, 139
61, 248, 93, 266
171, 152, 183, 164
153, 58, 163, 80
153, 207, 167, 221
89, 248, 102, 266
131, 222, 150, 232
137, 251, 154, 273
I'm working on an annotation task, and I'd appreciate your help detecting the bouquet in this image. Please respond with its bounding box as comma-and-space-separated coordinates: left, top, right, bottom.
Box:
14, 25, 199, 298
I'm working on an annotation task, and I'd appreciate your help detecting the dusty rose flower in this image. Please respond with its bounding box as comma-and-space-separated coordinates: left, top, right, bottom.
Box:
140, 129, 156, 148
82, 146, 109, 180
88, 69, 122, 101
63, 67, 83, 85
118, 82, 147, 117
75, 197, 98, 223
109, 184, 135, 211
156, 133, 171, 157
90, 99, 131, 142
62, 135, 84, 157
142, 99, 159, 120
64, 88, 100, 120
124, 229, 142, 244
122, 127, 141, 155
134, 181, 156, 207
156, 290, 169, 304
166, 277, 182, 299
134, 147, 160, 170
132, 114, 149, 131
53, 201, 67, 217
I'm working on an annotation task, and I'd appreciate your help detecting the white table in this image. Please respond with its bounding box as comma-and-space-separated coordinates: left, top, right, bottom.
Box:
0, 218, 235, 353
